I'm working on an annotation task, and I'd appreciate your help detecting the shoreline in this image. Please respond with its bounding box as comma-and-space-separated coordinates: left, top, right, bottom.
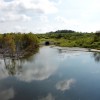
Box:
0, 46, 100, 59
90, 49, 100, 52
51, 46, 100, 52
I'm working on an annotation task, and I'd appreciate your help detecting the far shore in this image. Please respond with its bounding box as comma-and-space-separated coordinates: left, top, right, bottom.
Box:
51, 46, 100, 52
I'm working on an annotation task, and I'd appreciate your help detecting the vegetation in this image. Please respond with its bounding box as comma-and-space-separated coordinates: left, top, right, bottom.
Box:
37, 30, 100, 50
0, 30, 100, 59
0, 32, 39, 58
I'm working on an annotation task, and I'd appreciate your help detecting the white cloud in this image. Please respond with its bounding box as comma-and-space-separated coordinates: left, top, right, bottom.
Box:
0, 0, 100, 33
36, 0, 58, 14
50, 0, 62, 5
0, 0, 58, 14
56, 79, 76, 91
0, 0, 58, 32
40, 15, 49, 23
14, 26, 27, 32
55, 16, 80, 26
35, 25, 55, 33
0, 13, 31, 23
81, 0, 100, 19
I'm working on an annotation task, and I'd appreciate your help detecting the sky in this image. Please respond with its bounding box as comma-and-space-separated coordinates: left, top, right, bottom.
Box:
0, 0, 100, 33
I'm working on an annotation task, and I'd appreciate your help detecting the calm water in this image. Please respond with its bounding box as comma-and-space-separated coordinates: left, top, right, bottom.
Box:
0, 46, 100, 100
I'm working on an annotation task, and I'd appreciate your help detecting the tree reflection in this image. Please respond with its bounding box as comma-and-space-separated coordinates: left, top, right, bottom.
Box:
3, 52, 37, 76
93, 52, 100, 62
3, 58, 22, 75
57, 48, 67, 53
58, 49, 62, 53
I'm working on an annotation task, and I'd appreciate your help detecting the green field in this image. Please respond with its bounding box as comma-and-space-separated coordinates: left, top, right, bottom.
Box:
37, 31, 100, 50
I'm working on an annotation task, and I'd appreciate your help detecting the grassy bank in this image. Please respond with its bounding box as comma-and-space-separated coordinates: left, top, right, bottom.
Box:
37, 32, 100, 50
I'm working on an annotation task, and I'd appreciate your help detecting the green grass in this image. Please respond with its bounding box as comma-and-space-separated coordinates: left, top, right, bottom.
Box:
37, 33, 100, 50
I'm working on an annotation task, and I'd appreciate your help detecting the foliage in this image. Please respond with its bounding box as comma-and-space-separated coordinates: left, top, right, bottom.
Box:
37, 31, 100, 49
0, 33, 39, 58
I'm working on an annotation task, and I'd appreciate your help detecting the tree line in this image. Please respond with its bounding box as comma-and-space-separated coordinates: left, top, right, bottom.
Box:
0, 32, 39, 58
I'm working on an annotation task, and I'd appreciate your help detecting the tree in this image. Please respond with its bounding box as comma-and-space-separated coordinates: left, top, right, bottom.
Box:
3, 34, 16, 57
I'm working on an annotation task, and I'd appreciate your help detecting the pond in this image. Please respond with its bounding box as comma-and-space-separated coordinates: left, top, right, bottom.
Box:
0, 46, 100, 100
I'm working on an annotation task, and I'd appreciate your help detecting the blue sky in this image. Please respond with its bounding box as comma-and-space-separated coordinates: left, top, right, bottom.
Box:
0, 0, 100, 33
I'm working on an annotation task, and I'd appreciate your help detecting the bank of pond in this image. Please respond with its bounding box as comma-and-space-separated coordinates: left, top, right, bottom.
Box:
37, 32, 100, 50
0, 31, 100, 59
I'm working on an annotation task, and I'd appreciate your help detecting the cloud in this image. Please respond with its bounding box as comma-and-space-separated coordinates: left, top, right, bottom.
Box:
50, 0, 62, 5
0, 13, 31, 23
37, 0, 58, 14
40, 15, 49, 23
0, 88, 14, 100
0, 0, 58, 32
0, 0, 100, 33
35, 25, 55, 33
39, 93, 55, 100
81, 0, 100, 19
56, 79, 76, 91
0, 0, 58, 14
14, 26, 28, 32
55, 16, 80, 26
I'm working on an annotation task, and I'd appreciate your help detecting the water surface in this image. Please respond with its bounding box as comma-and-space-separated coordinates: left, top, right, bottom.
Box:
0, 46, 100, 100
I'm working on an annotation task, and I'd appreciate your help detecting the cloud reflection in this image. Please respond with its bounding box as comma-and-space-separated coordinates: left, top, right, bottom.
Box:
39, 93, 55, 100
56, 79, 76, 91
57, 48, 82, 61
16, 47, 59, 82
0, 88, 14, 100
17, 63, 57, 82
0, 59, 8, 80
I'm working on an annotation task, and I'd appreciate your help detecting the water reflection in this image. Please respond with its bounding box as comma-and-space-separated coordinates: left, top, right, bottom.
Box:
0, 59, 9, 80
16, 46, 59, 82
4, 58, 22, 76
56, 79, 76, 91
0, 47, 60, 82
93, 52, 100, 62
0, 88, 14, 100
0, 46, 100, 100
39, 93, 55, 100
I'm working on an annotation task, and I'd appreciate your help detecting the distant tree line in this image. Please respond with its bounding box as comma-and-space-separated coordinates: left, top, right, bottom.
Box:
48, 30, 75, 34
55, 30, 75, 33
